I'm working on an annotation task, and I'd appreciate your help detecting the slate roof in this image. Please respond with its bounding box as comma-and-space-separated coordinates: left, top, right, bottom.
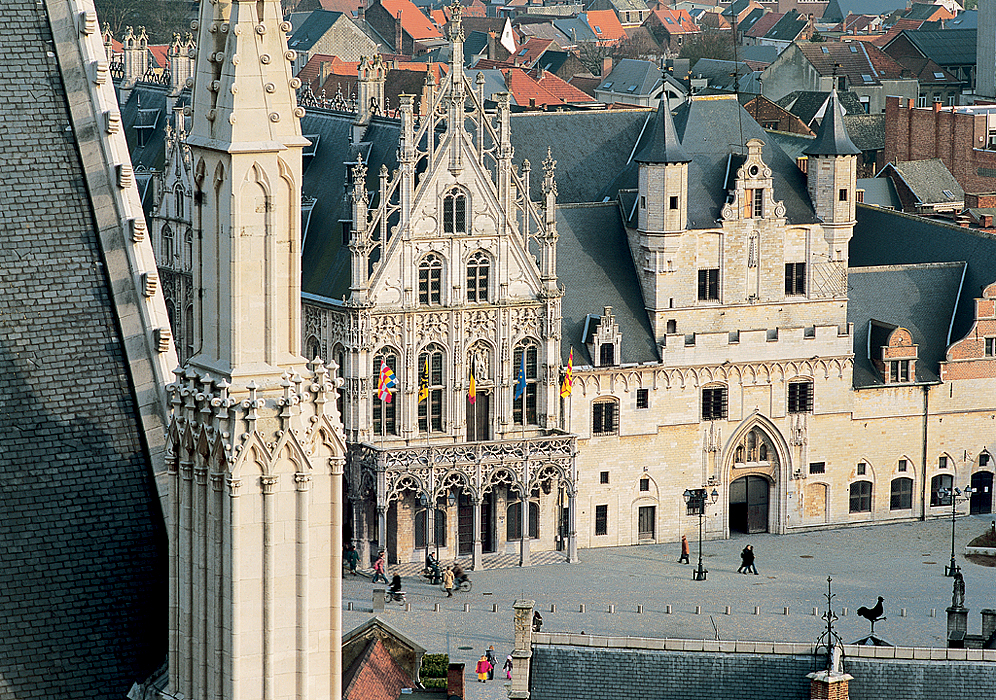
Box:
881, 159, 964, 205
120, 84, 190, 173
690, 58, 752, 91
738, 8, 768, 35
822, 0, 907, 23
745, 11, 782, 39
851, 205, 996, 343
856, 177, 902, 209
0, 2, 167, 697
927, 9, 976, 29
739, 44, 779, 66
553, 16, 599, 44
599, 58, 662, 96
556, 203, 658, 365
529, 643, 996, 700
612, 95, 817, 228
765, 9, 808, 42
847, 262, 965, 386
903, 2, 948, 21
842, 113, 885, 151
634, 98, 691, 164
902, 29, 977, 66
804, 90, 860, 156
776, 90, 865, 128
288, 10, 344, 52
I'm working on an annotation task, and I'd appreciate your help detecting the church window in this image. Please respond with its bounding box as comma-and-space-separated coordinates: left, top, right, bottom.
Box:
889, 359, 910, 383
373, 349, 399, 435
466, 251, 489, 302
697, 268, 719, 301
938, 455, 948, 469
890, 477, 913, 510
418, 344, 445, 433
161, 225, 174, 264
175, 185, 185, 219
985, 337, 995, 356
184, 229, 193, 270
785, 262, 806, 296
513, 342, 538, 426
592, 399, 618, 435
639, 478, 650, 492
599, 343, 615, 367
443, 189, 467, 234
788, 380, 813, 413
849, 481, 872, 513
418, 253, 443, 305
931, 474, 953, 506
701, 385, 727, 421
898, 459, 908, 472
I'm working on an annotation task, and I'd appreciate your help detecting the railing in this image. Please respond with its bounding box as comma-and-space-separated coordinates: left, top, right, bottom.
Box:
352, 433, 575, 471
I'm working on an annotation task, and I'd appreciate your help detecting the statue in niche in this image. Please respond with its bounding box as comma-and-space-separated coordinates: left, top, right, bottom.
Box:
470, 346, 489, 382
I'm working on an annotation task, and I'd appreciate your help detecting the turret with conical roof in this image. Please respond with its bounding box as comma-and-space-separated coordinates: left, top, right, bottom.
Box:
637, 97, 691, 234
804, 89, 858, 258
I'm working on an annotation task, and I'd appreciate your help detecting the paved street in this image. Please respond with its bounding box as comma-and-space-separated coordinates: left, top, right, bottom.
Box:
344, 515, 996, 699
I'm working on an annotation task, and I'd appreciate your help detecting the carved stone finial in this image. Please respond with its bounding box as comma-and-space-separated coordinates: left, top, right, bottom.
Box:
542, 147, 557, 197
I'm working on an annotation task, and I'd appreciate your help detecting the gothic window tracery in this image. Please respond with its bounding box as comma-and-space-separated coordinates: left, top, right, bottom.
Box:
175, 185, 185, 220
733, 427, 776, 466
373, 348, 399, 435
513, 341, 538, 426
443, 188, 467, 234
418, 344, 445, 433
161, 225, 174, 266
466, 250, 489, 303
418, 253, 443, 305
184, 228, 193, 271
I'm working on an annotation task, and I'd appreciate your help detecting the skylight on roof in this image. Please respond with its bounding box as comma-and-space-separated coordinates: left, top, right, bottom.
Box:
821, 46, 829, 53
602, 81, 613, 89
943, 189, 955, 198
862, 74, 873, 83
627, 85, 637, 92
850, 45, 858, 52
665, 17, 673, 23
518, 48, 528, 55
594, 26, 602, 32
934, 72, 945, 79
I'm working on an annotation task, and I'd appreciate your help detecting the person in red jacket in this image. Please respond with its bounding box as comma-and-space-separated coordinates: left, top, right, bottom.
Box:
679, 535, 690, 564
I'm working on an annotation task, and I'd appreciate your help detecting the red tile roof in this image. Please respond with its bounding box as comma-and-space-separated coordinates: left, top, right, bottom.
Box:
343, 638, 414, 700
872, 18, 924, 46
529, 67, 599, 103
318, 0, 362, 15
502, 67, 564, 107
585, 10, 627, 44
512, 37, 556, 67
647, 8, 699, 34
745, 12, 782, 39
148, 44, 169, 69
380, 0, 442, 40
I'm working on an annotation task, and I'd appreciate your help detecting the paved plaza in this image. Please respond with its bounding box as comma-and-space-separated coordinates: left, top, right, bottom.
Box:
344, 515, 996, 698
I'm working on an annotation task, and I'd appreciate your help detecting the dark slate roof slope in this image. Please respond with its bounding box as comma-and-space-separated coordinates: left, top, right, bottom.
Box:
289, 10, 344, 53
851, 205, 996, 343
612, 95, 817, 228
557, 203, 658, 366
635, 98, 691, 164
904, 29, 977, 66
119, 83, 190, 173
847, 262, 965, 387
841, 114, 885, 152
804, 90, 860, 156
0, 2, 166, 698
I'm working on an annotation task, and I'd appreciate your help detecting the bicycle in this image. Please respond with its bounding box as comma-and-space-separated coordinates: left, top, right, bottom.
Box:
441, 576, 472, 593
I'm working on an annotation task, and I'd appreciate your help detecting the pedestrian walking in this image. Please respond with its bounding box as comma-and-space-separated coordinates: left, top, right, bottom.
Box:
503, 655, 513, 680
740, 544, 758, 575
476, 654, 492, 683
443, 566, 454, 597
372, 550, 388, 584
345, 544, 359, 576
486, 646, 497, 680
678, 535, 690, 564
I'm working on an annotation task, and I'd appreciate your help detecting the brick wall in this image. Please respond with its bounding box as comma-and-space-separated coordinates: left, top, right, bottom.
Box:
884, 96, 996, 194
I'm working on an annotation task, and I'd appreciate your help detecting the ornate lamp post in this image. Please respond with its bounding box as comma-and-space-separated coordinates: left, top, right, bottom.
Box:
684, 487, 719, 581
938, 485, 974, 576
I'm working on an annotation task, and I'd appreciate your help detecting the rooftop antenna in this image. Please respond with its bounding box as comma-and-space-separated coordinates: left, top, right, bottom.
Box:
814, 576, 845, 673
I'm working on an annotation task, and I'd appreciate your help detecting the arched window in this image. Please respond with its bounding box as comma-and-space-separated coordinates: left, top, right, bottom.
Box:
175, 185, 185, 220
161, 225, 174, 265
733, 428, 773, 465
415, 508, 447, 548
512, 342, 538, 426
466, 250, 489, 302
183, 229, 193, 270
849, 481, 872, 513
306, 336, 321, 360
373, 348, 399, 436
443, 188, 467, 234
890, 477, 913, 510
506, 500, 539, 540
418, 253, 443, 305
418, 344, 445, 433
931, 473, 953, 507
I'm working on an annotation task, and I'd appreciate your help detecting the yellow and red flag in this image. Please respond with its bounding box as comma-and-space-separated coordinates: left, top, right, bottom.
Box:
560, 347, 573, 398
468, 370, 476, 405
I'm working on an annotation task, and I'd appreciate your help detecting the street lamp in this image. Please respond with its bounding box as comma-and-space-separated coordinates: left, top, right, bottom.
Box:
683, 487, 719, 581
938, 485, 974, 577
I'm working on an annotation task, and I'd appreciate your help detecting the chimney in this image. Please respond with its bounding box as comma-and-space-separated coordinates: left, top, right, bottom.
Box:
933, 100, 942, 113
602, 56, 612, 77
447, 662, 465, 699
509, 601, 535, 700
396, 9, 403, 55
908, 98, 915, 109
358, 0, 365, 21
981, 609, 996, 642
807, 646, 852, 700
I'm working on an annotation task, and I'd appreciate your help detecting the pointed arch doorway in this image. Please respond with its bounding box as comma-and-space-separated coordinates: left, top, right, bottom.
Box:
730, 475, 770, 534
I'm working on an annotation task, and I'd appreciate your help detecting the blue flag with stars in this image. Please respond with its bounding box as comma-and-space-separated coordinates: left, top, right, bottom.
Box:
513, 352, 526, 401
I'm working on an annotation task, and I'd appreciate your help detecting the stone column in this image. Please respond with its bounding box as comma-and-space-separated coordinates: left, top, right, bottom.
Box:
510, 600, 534, 699
261, 475, 279, 700
377, 505, 387, 559
567, 489, 578, 563
472, 497, 483, 570
295, 473, 311, 700
947, 604, 969, 647
519, 495, 531, 567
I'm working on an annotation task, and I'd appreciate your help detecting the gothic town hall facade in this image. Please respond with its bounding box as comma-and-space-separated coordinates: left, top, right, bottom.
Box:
129, 6, 996, 569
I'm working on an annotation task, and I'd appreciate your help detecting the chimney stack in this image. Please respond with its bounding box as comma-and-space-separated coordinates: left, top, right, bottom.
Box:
447, 663, 465, 699
807, 646, 852, 700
